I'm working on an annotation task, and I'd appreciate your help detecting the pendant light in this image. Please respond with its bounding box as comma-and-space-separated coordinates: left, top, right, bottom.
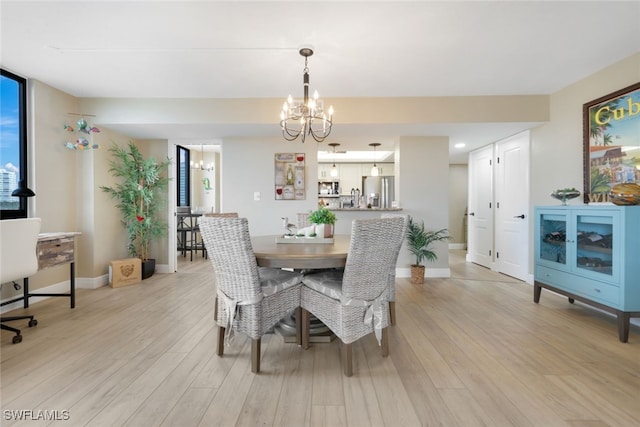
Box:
369, 143, 380, 177
329, 143, 340, 177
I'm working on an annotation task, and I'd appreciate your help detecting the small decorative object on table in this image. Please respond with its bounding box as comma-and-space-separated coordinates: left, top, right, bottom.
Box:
550, 187, 581, 206
281, 217, 296, 236
609, 183, 640, 206
307, 206, 337, 238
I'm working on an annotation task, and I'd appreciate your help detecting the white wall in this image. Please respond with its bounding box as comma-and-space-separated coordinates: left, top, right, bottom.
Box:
220, 137, 320, 236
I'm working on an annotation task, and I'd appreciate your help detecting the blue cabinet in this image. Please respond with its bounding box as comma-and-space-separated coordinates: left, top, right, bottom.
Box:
534, 205, 640, 342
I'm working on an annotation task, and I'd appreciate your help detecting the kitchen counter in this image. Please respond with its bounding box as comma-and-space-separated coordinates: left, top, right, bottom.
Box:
329, 207, 403, 211
328, 207, 404, 234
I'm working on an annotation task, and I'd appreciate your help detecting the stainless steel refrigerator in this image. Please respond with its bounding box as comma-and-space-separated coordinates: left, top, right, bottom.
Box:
362, 176, 394, 208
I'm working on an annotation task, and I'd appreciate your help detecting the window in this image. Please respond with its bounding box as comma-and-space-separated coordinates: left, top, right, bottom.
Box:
1, 69, 29, 219
176, 145, 190, 207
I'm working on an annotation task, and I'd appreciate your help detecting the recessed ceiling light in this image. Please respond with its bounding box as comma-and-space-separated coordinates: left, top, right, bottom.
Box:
454, 143, 466, 149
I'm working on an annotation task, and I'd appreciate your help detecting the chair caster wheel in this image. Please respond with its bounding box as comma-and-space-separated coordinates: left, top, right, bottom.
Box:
29, 319, 38, 327
12, 334, 22, 344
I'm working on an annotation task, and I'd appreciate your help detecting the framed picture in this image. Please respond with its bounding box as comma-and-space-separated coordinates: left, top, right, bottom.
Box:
275, 153, 305, 200
583, 82, 640, 203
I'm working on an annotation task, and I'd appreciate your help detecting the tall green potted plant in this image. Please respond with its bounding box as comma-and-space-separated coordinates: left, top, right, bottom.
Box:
406, 216, 450, 284
100, 142, 170, 279
308, 206, 337, 238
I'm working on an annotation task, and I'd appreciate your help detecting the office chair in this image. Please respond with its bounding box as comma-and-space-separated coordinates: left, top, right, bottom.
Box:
1, 218, 42, 344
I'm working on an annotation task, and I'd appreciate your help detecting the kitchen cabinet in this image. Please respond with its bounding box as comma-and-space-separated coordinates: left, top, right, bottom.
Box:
534, 205, 640, 342
318, 162, 394, 194
317, 163, 336, 179
361, 163, 394, 177
338, 164, 362, 195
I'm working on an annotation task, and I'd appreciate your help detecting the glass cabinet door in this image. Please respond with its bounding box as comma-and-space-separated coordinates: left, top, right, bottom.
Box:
539, 213, 568, 266
574, 213, 615, 278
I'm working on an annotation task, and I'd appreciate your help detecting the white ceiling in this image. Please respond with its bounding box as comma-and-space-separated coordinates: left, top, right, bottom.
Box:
2, 1, 639, 163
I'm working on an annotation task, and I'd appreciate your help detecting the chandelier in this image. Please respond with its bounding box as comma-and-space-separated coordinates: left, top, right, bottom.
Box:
280, 48, 334, 143
190, 145, 213, 171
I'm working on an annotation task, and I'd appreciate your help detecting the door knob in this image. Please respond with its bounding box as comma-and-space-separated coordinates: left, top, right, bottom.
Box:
469, 212, 475, 216
514, 214, 525, 219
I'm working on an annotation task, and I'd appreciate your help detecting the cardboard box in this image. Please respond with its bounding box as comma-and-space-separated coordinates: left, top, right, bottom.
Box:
109, 258, 142, 288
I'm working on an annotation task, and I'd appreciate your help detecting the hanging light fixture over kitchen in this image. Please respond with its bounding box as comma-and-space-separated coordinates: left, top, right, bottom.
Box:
329, 142, 340, 177
190, 145, 213, 171
280, 48, 334, 143
369, 143, 380, 177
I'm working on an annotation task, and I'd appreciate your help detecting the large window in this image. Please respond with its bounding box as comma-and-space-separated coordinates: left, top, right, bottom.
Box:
1, 69, 29, 219
176, 145, 191, 207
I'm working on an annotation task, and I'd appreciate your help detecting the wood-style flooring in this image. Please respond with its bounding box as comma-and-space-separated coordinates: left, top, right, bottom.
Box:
1, 251, 639, 426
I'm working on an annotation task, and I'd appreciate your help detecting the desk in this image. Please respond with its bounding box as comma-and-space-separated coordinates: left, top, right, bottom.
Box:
25, 232, 81, 309
251, 235, 350, 342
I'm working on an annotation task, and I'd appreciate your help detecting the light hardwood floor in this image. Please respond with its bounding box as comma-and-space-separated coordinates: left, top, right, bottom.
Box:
2, 251, 639, 426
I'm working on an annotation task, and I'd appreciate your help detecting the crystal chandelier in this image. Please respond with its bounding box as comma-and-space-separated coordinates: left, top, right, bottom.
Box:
280, 48, 334, 143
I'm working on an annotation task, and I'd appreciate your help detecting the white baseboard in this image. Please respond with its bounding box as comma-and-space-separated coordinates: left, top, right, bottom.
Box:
396, 267, 451, 279
156, 263, 171, 274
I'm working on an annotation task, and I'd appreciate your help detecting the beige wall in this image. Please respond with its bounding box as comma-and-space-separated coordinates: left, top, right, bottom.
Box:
529, 53, 639, 273
396, 136, 450, 271
531, 53, 640, 206
449, 164, 468, 245
3, 52, 637, 301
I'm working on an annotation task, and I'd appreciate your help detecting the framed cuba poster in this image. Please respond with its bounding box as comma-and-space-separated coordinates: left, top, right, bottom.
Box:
583, 82, 640, 203
274, 153, 305, 200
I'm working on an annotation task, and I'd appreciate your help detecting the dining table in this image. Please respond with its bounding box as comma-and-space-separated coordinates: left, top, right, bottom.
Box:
251, 234, 350, 269
250, 234, 351, 343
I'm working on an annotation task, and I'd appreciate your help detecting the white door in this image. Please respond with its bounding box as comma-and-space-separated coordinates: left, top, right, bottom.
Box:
495, 131, 530, 281
467, 144, 494, 268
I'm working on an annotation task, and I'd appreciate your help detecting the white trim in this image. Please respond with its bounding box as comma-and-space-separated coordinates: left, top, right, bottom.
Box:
448, 243, 466, 250
396, 267, 451, 279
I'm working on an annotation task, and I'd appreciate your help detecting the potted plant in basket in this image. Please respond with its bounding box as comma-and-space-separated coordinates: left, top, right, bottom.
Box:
308, 206, 337, 238
100, 142, 170, 279
406, 216, 450, 284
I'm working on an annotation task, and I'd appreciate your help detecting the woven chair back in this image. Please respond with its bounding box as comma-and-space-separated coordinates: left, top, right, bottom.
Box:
199, 217, 261, 300
341, 217, 406, 301
381, 213, 409, 261
203, 212, 239, 218
297, 212, 312, 229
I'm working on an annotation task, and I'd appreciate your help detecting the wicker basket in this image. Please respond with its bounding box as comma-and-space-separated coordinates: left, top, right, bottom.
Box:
410, 265, 425, 284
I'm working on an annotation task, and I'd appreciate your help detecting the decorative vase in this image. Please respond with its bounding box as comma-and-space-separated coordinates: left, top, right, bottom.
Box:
315, 223, 334, 238
410, 265, 425, 284
609, 183, 640, 206
142, 258, 156, 280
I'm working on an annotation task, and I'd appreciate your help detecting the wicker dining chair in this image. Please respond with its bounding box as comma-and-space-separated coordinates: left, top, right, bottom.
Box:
300, 216, 406, 377
199, 213, 239, 259
202, 212, 239, 218
199, 217, 303, 373
381, 213, 409, 325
